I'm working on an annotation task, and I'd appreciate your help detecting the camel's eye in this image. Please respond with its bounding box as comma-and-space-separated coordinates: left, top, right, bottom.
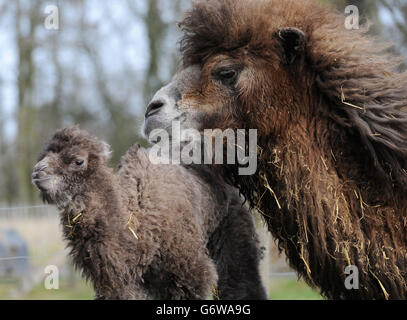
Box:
74, 159, 84, 167
214, 68, 239, 87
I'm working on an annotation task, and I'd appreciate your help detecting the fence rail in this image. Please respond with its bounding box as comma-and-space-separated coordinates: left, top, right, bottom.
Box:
0, 251, 66, 262
0, 205, 57, 221
0, 205, 49, 211
0, 204, 297, 299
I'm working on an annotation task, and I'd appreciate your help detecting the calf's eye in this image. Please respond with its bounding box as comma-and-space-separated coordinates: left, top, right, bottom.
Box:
75, 159, 84, 166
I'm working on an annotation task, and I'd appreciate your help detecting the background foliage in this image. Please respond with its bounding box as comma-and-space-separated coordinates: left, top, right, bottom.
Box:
0, 0, 406, 300
0, 0, 406, 205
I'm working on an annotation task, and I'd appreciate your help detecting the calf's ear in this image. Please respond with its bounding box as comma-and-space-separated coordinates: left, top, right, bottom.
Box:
275, 27, 306, 65
99, 141, 112, 163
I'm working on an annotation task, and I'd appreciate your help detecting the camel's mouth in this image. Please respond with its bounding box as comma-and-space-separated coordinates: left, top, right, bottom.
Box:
32, 176, 52, 183
31, 170, 54, 193
32, 161, 53, 188
32, 172, 52, 184
32, 177, 52, 192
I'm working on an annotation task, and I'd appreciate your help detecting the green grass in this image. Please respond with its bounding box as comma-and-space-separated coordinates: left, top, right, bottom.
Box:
269, 278, 323, 300
16, 278, 94, 300
13, 278, 322, 300
0, 276, 94, 300
4, 278, 323, 300
1, 268, 322, 300
4, 278, 322, 300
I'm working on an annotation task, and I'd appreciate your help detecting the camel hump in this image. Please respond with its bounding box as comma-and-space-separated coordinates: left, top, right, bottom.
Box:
117, 144, 151, 172
126, 144, 142, 159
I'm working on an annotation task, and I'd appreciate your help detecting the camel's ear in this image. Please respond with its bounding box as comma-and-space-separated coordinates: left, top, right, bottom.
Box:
99, 141, 112, 163
275, 27, 306, 65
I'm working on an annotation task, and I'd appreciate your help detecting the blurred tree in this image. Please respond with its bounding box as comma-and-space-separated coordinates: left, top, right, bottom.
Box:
15, 0, 43, 204
0, 81, 5, 203
127, 0, 185, 102
327, 0, 382, 35
77, 1, 147, 166
379, 0, 407, 44
328, 0, 406, 69
379, 0, 407, 67
81, 39, 145, 165
43, 32, 63, 130
143, 0, 167, 102
2, 0, 404, 205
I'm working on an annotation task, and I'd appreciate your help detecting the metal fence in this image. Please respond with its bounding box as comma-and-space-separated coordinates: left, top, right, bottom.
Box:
0, 204, 297, 299
0, 205, 71, 298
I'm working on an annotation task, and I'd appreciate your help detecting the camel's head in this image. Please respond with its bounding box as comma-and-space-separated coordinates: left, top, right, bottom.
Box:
144, 0, 313, 141
32, 126, 111, 206
146, 0, 407, 193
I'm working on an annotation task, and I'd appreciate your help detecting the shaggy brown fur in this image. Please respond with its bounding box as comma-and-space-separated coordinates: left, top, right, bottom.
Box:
149, 0, 407, 299
32, 127, 266, 299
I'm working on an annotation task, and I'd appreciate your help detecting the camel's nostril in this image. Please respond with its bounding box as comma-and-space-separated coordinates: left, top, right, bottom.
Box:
33, 164, 47, 172
145, 100, 165, 118
31, 169, 51, 183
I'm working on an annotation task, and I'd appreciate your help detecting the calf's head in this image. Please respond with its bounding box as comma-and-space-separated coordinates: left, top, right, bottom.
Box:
32, 126, 111, 206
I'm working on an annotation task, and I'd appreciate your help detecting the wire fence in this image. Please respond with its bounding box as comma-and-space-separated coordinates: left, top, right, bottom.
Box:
0, 203, 297, 299
0, 203, 297, 270
0, 205, 49, 211
0, 251, 66, 262
0, 205, 72, 298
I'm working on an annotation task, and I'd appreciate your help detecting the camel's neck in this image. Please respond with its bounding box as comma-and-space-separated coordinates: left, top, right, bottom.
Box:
241, 118, 407, 299
57, 169, 138, 296
259, 117, 400, 239
261, 120, 348, 222
60, 169, 125, 246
